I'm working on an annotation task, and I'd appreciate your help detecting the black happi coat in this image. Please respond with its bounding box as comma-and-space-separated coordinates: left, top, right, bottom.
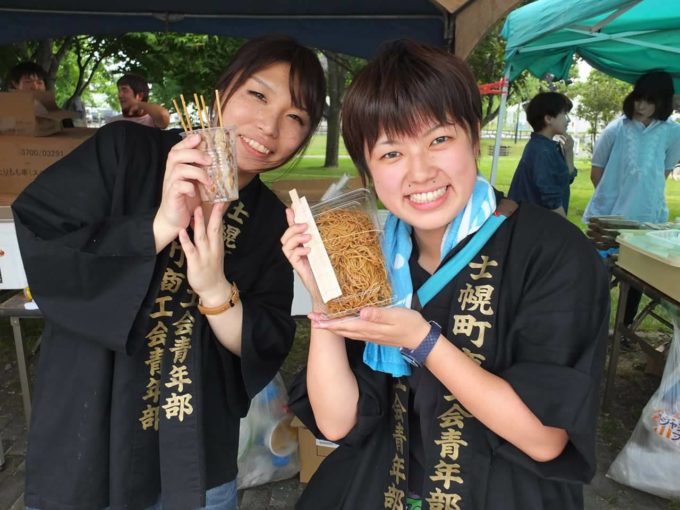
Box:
290, 203, 610, 510
12, 122, 295, 510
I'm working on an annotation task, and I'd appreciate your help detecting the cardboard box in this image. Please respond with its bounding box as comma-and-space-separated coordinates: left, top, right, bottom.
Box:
640, 338, 670, 377
0, 128, 96, 195
0, 206, 28, 290
0, 90, 78, 137
0, 194, 17, 207
290, 416, 338, 483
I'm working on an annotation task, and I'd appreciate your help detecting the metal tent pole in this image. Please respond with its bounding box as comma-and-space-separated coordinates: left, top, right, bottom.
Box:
489, 69, 510, 186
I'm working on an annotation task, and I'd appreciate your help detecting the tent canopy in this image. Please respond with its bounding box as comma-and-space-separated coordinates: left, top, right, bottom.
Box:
501, 0, 680, 89
0, 1, 452, 57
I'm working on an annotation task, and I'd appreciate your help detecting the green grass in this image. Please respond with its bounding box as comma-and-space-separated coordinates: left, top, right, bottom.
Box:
265, 135, 680, 225
476, 138, 680, 227
261, 134, 357, 182
269, 134, 680, 333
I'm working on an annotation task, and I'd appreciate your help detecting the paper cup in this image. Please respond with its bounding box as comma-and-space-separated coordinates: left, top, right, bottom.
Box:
265, 417, 298, 457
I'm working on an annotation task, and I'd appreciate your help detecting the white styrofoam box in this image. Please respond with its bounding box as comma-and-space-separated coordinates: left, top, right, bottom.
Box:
291, 270, 312, 317
0, 206, 28, 289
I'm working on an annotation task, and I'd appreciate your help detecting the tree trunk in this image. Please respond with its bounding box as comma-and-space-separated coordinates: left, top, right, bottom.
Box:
324, 55, 347, 168
31, 39, 56, 89
31, 38, 73, 91
33, 40, 53, 73
481, 101, 501, 128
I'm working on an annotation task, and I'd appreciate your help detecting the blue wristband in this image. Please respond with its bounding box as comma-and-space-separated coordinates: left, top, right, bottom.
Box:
400, 321, 442, 368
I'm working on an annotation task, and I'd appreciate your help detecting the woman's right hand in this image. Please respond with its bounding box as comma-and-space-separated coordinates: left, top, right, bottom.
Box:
280, 208, 326, 312
153, 133, 213, 252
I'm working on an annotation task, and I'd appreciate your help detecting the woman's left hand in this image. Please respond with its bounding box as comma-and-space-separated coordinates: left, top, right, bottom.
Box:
310, 306, 431, 350
179, 203, 231, 305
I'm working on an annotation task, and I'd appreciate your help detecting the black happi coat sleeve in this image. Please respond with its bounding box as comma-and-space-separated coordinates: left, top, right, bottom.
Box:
492, 205, 610, 483
216, 183, 297, 417
12, 123, 173, 353
289, 341, 394, 510
239, 246, 295, 395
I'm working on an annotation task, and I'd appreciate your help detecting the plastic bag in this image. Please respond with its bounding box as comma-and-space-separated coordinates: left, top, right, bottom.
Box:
606, 317, 680, 499
236, 372, 300, 489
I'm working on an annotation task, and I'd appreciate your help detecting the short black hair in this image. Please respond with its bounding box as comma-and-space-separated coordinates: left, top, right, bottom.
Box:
8, 61, 47, 89
342, 39, 482, 186
622, 71, 674, 121
526, 92, 573, 132
117, 73, 150, 102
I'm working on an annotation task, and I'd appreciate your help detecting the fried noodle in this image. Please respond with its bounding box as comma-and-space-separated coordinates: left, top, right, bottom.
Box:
315, 209, 392, 316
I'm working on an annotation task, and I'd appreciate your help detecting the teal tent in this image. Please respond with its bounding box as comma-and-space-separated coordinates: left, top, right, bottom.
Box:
489, 0, 680, 183
502, 0, 680, 88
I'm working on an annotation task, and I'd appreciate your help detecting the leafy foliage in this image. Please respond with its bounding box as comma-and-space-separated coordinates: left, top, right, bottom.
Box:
1, 33, 245, 114
466, 3, 580, 129
571, 70, 631, 149
467, 23, 553, 127
127, 33, 245, 108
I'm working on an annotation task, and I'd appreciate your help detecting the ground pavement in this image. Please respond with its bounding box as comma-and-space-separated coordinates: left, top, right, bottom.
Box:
0, 348, 672, 510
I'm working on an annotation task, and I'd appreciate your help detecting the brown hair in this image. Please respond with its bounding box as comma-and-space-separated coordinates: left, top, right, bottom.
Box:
214, 35, 326, 164
342, 39, 482, 185
117, 73, 150, 102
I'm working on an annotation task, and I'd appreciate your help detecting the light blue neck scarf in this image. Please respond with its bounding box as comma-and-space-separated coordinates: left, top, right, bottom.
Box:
364, 176, 497, 376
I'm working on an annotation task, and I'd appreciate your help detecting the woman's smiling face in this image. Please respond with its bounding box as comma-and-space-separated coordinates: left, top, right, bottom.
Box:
220, 61, 311, 186
366, 120, 478, 239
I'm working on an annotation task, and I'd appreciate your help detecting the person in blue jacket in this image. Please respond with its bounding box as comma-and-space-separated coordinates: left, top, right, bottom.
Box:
508, 92, 577, 216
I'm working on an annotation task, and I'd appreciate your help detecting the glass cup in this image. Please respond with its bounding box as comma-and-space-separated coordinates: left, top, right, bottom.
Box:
180, 126, 238, 202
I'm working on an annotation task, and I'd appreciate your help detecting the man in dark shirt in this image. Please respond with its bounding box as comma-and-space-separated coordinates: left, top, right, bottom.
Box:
7, 61, 47, 91
508, 92, 577, 216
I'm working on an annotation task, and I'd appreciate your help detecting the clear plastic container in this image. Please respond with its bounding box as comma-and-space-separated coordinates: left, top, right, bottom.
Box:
646, 230, 680, 250
309, 188, 394, 318
180, 126, 238, 202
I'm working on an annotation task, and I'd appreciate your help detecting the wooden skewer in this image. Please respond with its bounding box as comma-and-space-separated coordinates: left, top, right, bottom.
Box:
200, 95, 209, 127
180, 94, 192, 131
215, 89, 224, 128
172, 98, 188, 132
193, 93, 205, 129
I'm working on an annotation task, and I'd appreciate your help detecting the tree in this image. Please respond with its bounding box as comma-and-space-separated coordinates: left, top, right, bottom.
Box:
466, 13, 542, 127
323, 53, 345, 168
0, 38, 73, 91
319, 51, 364, 168
131, 34, 244, 110
1, 34, 245, 118
60, 36, 132, 114
465, 1, 580, 130
572, 70, 631, 149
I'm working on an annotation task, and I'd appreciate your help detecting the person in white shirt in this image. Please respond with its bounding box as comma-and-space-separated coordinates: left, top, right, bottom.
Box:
106, 73, 170, 129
